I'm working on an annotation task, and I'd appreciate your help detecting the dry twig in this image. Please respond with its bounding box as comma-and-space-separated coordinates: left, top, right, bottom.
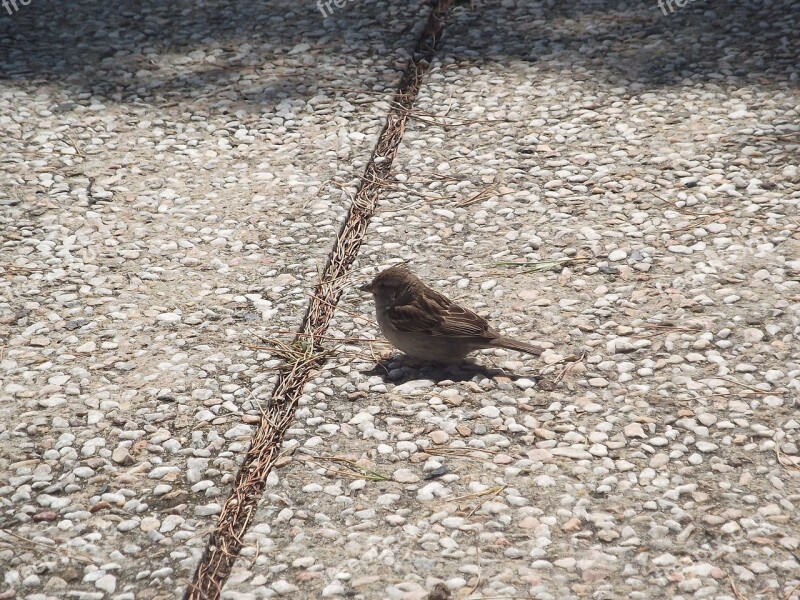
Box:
185, 2, 456, 598
492, 256, 591, 273
0, 530, 95, 564
729, 575, 749, 600
309, 457, 389, 482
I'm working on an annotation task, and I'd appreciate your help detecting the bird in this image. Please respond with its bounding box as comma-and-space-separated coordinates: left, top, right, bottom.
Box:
360, 264, 545, 363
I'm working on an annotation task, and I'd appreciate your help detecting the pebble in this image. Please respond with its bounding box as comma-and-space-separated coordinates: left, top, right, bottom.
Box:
608, 250, 627, 262
94, 575, 116, 594
624, 423, 646, 438
696, 442, 719, 453
393, 469, 420, 483
742, 328, 764, 343
156, 312, 182, 323
75, 341, 97, 353
393, 380, 435, 395
430, 431, 449, 444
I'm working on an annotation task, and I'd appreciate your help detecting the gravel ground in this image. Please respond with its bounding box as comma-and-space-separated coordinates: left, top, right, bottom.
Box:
2, 0, 799, 599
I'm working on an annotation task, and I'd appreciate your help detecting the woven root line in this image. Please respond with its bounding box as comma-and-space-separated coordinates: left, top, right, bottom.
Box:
184, 1, 455, 599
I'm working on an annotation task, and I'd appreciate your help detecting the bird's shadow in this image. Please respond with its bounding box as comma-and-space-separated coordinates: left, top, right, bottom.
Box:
366, 355, 541, 385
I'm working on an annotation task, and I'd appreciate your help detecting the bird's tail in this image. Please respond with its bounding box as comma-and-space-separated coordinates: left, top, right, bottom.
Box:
490, 336, 545, 356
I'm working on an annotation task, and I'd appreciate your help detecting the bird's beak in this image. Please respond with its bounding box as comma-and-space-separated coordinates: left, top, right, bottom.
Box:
359, 282, 373, 293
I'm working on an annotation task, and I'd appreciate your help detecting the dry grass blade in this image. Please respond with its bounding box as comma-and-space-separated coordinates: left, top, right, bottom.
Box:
720, 376, 784, 395
633, 324, 704, 339
661, 216, 719, 234
465, 546, 482, 595
408, 171, 466, 183
445, 485, 508, 520
312, 457, 389, 481
456, 186, 498, 207
783, 581, 800, 600
430, 447, 498, 461
493, 256, 591, 273
642, 324, 702, 331
254, 330, 381, 346
64, 133, 85, 157
553, 352, 586, 384
1, 264, 45, 276
445, 485, 506, 505
729, 575, 749, 600
250, 336, 322, 363
776, 445, 800, 470
0, 529, 96, 564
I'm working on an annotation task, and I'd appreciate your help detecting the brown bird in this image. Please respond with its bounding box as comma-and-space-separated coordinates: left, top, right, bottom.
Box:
360, 264, 545, 363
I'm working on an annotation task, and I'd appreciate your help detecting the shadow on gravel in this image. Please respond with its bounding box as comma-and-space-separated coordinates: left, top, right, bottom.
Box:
0, 0, 796, 111
367, 355, 541, 385
0, 0, 422, 110
445, 0, 799, 88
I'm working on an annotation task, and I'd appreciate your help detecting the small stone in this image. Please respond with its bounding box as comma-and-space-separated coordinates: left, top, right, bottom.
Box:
721, 521, 741, 534
322, 582, 346, 597
156, 312, 181, 322
652, 554, 676, 566
442, 516, 465, 528
394, 379, 434, 395
624, 423, 646, 438
95, 574, 116, 594
589, 444, 607, 457
649, 454, 669, 468
455, 425, 471, 437
478, 406, 500, 418
43, 577, 67, 592
159, 515, 184, 533
562, 518, 581, 532
112, 447, 133, 465
140, 517, 160, 532
697, 413, 717, 426
616, 460, 635, 471
696, 442, 718, 453
541, 354, 564, 366
551, 447, 592, 459
743, 328, 763, 343
514, 377, 537, 388
608, 250, 627, 261
607, 337, 650, 354
149, 466, 180, 479
33, 511, 57, 522
272, 580, 299, 595
555, 557, 577, 570
764, 370, 784, 383
393, 469, 420, 483
75, 341, 97, 353
430, 430, 449, 444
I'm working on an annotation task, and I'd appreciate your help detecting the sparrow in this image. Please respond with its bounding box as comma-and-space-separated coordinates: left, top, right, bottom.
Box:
360, 264, 545, 363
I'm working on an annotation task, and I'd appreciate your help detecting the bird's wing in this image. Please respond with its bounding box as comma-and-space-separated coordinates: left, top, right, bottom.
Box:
388, 287, 492, 337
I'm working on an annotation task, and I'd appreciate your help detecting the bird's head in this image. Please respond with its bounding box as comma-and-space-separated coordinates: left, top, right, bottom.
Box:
359, 264, 418, 303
